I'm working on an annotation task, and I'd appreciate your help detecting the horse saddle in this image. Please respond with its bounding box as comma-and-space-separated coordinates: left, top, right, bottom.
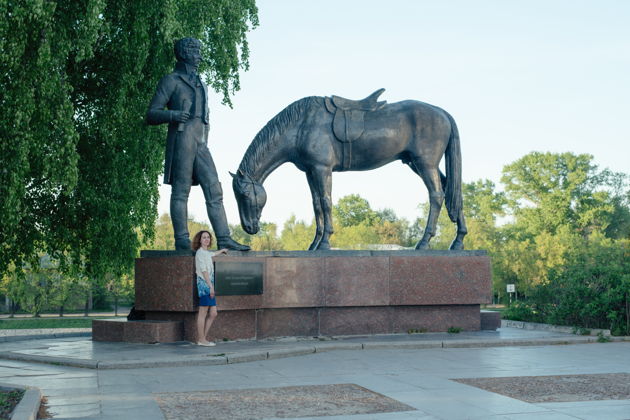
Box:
325, 88, 386, 170
325, 88, 386, 142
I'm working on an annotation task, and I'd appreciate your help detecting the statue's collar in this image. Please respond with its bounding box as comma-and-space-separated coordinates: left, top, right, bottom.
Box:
174, 61, 197, 75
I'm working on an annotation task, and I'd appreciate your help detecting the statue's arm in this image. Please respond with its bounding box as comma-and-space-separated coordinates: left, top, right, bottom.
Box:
146, 76, 174, 125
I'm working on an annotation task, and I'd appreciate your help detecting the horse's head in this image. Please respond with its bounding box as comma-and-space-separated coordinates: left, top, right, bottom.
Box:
230, 170, 267, 234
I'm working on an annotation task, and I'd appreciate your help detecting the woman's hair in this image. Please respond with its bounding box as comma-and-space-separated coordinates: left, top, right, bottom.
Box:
191, 230, 213, 251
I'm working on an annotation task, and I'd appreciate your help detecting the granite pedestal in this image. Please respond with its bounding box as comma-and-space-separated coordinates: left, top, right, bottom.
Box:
93, 250, 492, 343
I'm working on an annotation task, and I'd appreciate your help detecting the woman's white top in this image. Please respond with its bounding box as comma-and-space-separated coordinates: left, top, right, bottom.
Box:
195, 248, 216, 279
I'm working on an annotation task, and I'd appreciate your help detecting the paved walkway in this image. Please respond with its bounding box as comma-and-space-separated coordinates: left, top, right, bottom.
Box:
0, 328, 629, 419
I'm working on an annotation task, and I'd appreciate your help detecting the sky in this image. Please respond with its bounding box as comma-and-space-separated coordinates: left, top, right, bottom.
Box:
158, 0, 630, 229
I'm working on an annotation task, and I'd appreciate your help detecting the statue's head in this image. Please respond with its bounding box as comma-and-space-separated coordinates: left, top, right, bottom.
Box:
174, 37, 202, 68
231, 170, 267, 234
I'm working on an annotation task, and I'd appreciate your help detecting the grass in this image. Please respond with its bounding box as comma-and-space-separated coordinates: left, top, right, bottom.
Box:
0, 389, 24, 420
0, 317, 122, 330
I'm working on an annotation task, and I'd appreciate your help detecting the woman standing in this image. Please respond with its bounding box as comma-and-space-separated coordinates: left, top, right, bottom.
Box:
192, 230, 227, 346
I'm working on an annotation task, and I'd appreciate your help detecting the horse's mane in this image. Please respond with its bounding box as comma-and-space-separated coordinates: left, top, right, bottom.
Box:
238, 96, 321, 175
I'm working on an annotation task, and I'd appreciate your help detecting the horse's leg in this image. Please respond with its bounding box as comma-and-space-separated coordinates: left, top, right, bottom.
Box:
306, 171, 324, 250
410, 159, 444, 249
308, 167, 334, 250
450, 211, 467, 250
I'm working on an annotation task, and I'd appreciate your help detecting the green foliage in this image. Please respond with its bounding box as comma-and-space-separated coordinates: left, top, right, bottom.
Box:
542, 236, 629, 335
0, 389, 24, 419
0, 318, 94, 329
1, 1, 258, 282
143, 214, 211, 250
464, 152, 629, 300
333, 194, 378, 227
501, 152, 626, 239
249, 222, 283, 251
447, 326, 462, 333
501, 236, 629, 335
229, 223, 253, 248
280, 215, 315, 250
330, 195, 412, 248
502, 301, 545, 323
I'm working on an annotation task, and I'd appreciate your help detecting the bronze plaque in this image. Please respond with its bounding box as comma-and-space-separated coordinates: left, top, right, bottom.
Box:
215, 261, 263, 295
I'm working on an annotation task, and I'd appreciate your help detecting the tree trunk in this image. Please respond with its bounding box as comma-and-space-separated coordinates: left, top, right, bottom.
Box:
59, 305, 64, 317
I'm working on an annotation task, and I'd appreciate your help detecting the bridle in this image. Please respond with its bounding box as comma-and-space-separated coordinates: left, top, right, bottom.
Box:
239, 172, 262, 219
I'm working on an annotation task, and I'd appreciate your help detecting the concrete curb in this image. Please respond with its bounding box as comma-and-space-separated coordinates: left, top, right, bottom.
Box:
501, 320, 612, 336
96, 355, 228, 369
2, 334, 628, 370
0, 382, 41, 420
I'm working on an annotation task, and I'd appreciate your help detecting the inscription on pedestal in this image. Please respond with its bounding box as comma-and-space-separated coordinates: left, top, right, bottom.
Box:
215, 261, 263, 295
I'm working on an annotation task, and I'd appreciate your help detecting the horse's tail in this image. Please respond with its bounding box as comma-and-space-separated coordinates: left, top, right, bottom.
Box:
444, 112, 462, 222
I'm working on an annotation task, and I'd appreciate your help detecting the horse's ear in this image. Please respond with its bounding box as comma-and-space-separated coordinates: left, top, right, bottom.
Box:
229, 171, 236, 178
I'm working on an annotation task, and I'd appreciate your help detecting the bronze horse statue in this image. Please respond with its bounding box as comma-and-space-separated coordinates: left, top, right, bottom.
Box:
231, 89, 467, 250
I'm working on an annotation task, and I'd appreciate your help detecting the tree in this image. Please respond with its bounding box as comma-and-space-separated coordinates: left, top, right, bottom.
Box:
333, 194, 378, 227
229, 223, 253, 249
104, 273, 134, 316
144, 214, 216, 250
501, 152, 627, 238
249, 222, 282, 251
1, 1, 259, 281
373, 208, 412, 246
280, 215, 314, 250
413, 202, 454, 250
495, 152, 629, 294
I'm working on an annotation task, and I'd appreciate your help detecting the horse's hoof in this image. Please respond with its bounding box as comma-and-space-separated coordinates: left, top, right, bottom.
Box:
449, 241, 464, 250
415, 241, 429, 250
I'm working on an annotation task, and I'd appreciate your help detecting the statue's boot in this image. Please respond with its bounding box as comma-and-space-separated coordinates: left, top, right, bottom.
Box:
203, 182, 251, 251
217, 236, 251, 251
171, 184, 191, 250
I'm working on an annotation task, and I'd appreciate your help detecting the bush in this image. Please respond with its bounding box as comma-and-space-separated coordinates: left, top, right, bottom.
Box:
503, 237, 629, 336
502, 301, 545, 323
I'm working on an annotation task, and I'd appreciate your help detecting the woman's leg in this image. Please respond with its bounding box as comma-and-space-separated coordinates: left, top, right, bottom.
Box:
196, 306, 209, 343
204, 306, 218, 339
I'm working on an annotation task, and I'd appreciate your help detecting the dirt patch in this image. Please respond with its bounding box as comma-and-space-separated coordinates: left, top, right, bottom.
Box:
454, 373, 630, 403
38, 396, 52, 419
0, 389, 24, 420
155, 383, 415, 419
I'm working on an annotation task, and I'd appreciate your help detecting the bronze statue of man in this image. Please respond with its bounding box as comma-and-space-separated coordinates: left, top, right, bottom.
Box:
147, 37, 250, 251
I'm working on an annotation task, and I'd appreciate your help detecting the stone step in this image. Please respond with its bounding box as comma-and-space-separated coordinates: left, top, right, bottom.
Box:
92, 319, 183, 343
480, 310, 501, 330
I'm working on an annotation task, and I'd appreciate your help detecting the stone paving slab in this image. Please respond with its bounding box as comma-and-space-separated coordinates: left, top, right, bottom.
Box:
0, 328, 627, 370
2, 341, 630, 420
